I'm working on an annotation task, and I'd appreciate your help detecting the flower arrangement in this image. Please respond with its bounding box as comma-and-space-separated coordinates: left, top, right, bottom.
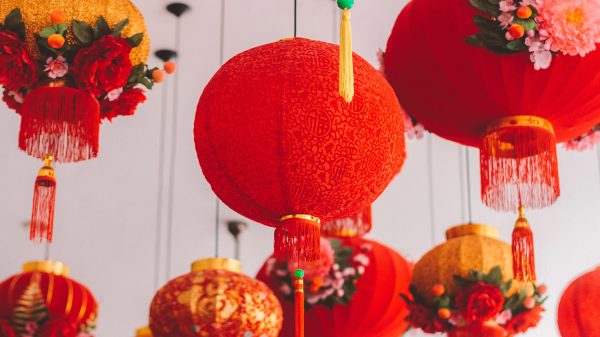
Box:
564, 124, 600, 151
0, 8, 173, 120
467, 0, 600, 69
265, 238, 371, 307
403, 266, 547, 335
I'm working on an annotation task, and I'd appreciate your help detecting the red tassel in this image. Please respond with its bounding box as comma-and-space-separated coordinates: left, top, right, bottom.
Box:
274, 214, 320, 262
294, 270, 305, 337
480, 116, 559, 212
512, 206, 536, 282
19, 85, 100, 163
321, 205, 372, 238
30, 155, 56, 243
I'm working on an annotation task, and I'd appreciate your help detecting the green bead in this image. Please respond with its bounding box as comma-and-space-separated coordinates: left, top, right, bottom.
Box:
337, 0, 354, 10
294, 269, 305, 279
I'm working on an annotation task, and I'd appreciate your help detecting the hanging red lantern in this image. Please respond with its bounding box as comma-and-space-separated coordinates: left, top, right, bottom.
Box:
320, 205, 372, 238
256, 236, 412, 337
194, 38, 405, 263
558, 267, 600, 337
0, 261, 98, 337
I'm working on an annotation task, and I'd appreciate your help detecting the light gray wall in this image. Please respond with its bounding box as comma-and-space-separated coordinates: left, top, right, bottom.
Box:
0, 1, 599, 337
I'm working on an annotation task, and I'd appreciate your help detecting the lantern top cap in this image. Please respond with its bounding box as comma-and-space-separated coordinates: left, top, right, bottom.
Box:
23, 260, 69, 276
135, 326, 152, 337
445, 223, 499, 240
191, 258, 241, 273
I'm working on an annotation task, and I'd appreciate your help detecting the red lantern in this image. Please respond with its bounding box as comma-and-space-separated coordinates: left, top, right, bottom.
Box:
0, 261, 98, 337
194, 38, 405, 262
558, 267, 600, 336
256, 237, 412, 337
320, 206, 372, 238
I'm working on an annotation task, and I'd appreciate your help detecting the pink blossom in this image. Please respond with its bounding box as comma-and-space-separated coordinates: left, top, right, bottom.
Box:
342, 267, 356, 277
500, 0, 517, 12
530, 49, 553, 69
353, 253, 370, 265
449, 312, 467, 327
280, 283, 292, 296
8, 90, 23, 103
521, 0, 539, 7
106, 87, 123, 102
337, 289, 345, 297
537, 0, 600, 56
333, 263, 340, 271
564, 129, 600, 150
496, 309, 513, 325
405, 120, 425, 140
288, 238, 334, 281
334, 271, 343, 279
45, 56, 68, 79
357, 265, 365, 275
498, 12, 514, 29
25, 322, 38, 333
333, 278, 344, 290
265, 258, 276, 276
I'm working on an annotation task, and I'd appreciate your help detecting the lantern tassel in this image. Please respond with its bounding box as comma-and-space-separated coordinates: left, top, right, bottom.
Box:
294, 269, 305, 337
512, 205, 536, 282
275, 214, 321, 262
339, 6, 354, 103
30, 155, 57, 243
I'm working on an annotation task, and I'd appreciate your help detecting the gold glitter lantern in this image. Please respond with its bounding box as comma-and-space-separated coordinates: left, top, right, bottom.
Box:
149, 258, 283, 337
0, 0, 149, 64
411, 224, 528, 304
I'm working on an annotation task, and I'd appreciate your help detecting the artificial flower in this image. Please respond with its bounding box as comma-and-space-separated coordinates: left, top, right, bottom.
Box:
24, 322, 38, 334
0, 31, 37, 90
564, 129, 600, 151
406, 302, 447, 333
105, 87, 124, 102
495, 309, 513, 325
44, 56, 68, 79
455, 282, 504, 323
36, 319, 78, 337
288, 238, 335, 281
505, 306, 544, 334
2, 90, 23, 114
100, 88, 146, 121
499, 0, 516, 12
498, 12, 514, 28
0, 319, 15, 337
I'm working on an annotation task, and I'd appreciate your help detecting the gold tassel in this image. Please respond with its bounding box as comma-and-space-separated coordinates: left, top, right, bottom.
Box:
339, 8, 354, 103
512, 205, 536, 282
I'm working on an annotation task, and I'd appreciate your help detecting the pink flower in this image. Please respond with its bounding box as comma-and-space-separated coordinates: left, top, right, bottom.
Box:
521, 0, 539, 7
337, 289, 345, 297
498, 12, 514, 28
280, 283, 292, 296
105, 87, 124, 102
496, 309, 513, 325
449, 312, 467, 327
499, 0, 516, 12
25, 322, 38, 334
288, 238, 335, 281
353, 253, 370, 266
357, 265, 365, 274
537, 0, 600, 56
342, 267, 356, 277
8, 90, 23, 103
564, 129, 600, 150
530, 49, 553, 69
44, 56, 68, 79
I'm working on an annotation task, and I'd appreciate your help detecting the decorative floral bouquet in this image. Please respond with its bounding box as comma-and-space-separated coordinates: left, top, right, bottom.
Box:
265, 238, 371, 307
403, 266, 547, 336
467, 0, 600, 70
564, 124, 600, 151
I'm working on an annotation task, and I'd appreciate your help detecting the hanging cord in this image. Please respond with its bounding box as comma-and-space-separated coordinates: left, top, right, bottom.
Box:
294, 0, 298, 37
332, 0, 338, 43
465, 147, 474, 223
458, 146, 466, 223
215, 198, 220, 257
427, 134, 436, 246
44, 242, 50, 260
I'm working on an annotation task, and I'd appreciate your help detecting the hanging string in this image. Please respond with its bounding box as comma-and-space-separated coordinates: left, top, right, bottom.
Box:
215, 198, 220, 257
427, 134, 436, 246
458, 146, 466, 223
332, 0, 338, 43
465, 147, 474, 223
294, 0, 298, 37
44, 242, 50, 260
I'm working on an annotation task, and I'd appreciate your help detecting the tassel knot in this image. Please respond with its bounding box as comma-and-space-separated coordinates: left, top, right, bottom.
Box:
338, 3, 355, 103
512, 205, 536, 282
30, 155, 57, 243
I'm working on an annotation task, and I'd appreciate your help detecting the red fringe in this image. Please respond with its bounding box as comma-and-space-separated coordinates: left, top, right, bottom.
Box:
294, 278, 305, 337
274, 217, 320, 262
19, 86, 100, 163
512, 224, 536, 282
30, 175, 56, 243
321, 206, 372, 238
480, 125, 559, 212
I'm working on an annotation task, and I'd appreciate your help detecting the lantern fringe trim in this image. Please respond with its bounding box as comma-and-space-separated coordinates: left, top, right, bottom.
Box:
321, 206, 372, 238
275, 215, 321, 262
30, 155, 56, 243
19, 86, 100, 163
339, 7, 354, 103
512, 206, 536, 282
480, 115, 559, 212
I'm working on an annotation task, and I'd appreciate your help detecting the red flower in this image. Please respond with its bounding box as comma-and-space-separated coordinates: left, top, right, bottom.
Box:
455, 282, 504, 323
71, 35, 132, 97
505, 307, 544, 334
0, 319, 15, 337
0, 31, 37, 90
36, 319, 78, 337
100, 88, 146, 120
2, 89, 23, 114
406, 302, 447, 333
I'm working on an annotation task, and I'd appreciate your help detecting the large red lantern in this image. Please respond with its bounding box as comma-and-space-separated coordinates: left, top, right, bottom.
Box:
558, 267, 600, 336
256, 237, 412, 337
0, 261, 98, 337
194, 37, 405, 262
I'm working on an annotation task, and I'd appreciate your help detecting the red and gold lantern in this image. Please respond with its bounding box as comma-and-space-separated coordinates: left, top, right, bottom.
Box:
320, 206, 372, 238
149, 258, 283, 337
558, 267, 600, 337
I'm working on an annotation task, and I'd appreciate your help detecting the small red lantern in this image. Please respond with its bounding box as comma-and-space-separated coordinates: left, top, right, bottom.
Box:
558, 267, 600, 337
0, 261, 98, 337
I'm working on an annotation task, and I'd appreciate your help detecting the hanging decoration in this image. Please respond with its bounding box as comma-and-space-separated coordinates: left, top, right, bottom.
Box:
320, 206, 372, 238
256, 237, 412, 337
336, 0, 354, 103
558, 267, 600, 337
0, 261, 98, 337
0, 1, 170, 242
194, 37, 405, 263
149, 258, 283, 337
405, 224, 547, 336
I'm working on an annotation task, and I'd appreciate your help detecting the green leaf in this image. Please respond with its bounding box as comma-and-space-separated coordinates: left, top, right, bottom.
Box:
35, 34, 57, 56
506, 39, 527, 52
39, 27, 56, 39
111, 18, 129, 37
472, 16, 500, 32
56, 23, 68, 35
125, 32, 143, 48
94, 16, 110, 39
72, 20, 94, 46
466, 35, 484, 46
140, 77, 154, 90
4, 8, 25, 40
514, 17, 537, 31
484, 266, 503, 286
469, 0, 500, 16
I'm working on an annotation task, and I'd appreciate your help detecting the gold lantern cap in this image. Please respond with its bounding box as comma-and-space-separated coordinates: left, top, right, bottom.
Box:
23, 260, 69, 276
445, 223, 499, 240
135, 326, 152, 337
191, 258, 241, 273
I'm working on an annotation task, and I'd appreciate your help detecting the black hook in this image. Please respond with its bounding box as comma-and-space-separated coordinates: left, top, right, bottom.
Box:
154, 49, 178, 62
166, 3, 191, 18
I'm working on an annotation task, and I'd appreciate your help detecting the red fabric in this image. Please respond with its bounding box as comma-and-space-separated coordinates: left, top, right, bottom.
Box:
384, 0, 600, 147
558, 267, 600, 337
19, 86, 100, 163
30, 175, 56, 243
256, 237, 412, 337
321, 206, 372, 238
195, 38, 405, 250
0, 271, 97, 328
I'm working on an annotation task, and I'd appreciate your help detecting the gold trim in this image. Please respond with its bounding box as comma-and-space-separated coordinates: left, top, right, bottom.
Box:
191, 258, 241, 273
37, 155, 56, 179
280, 214, 321, 224
65, 278, 74, 316
135, 327, 153, 337
23, 261, 69, 276
446, 224, 499, 240
77, 289, 88, 321
485, 115, 554, 135
47, 273, 54, 304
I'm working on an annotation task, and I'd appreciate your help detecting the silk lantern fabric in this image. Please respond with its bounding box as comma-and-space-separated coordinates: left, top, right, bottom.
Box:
558, 267, 600, 337
256, 237, 412, 337
195, 37, 405, 261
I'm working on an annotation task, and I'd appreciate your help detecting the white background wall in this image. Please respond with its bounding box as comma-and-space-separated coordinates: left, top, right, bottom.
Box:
0, 1, 599, 337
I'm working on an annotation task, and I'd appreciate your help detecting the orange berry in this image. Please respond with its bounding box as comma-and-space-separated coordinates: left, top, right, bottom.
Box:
509, 24, 525, 39
48, 34, 65, 49
50, 10, 66, 24
537, 284, 548, 295
517, 6, 533, 19
164, 61, 177, 74
432, 284, 446, 297
438, 308, 451, 319
152, 69, 166, 83
523, 296, 536, 309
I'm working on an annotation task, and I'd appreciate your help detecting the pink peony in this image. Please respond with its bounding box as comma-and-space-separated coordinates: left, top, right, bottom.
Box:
500, 0, 516, 12
538, 0, 600, 56
498, 12, 514, 29
288, 238, 335, 281
105, 87, 123, 102
44, 56, 68, 79
496, 309, 513, 325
